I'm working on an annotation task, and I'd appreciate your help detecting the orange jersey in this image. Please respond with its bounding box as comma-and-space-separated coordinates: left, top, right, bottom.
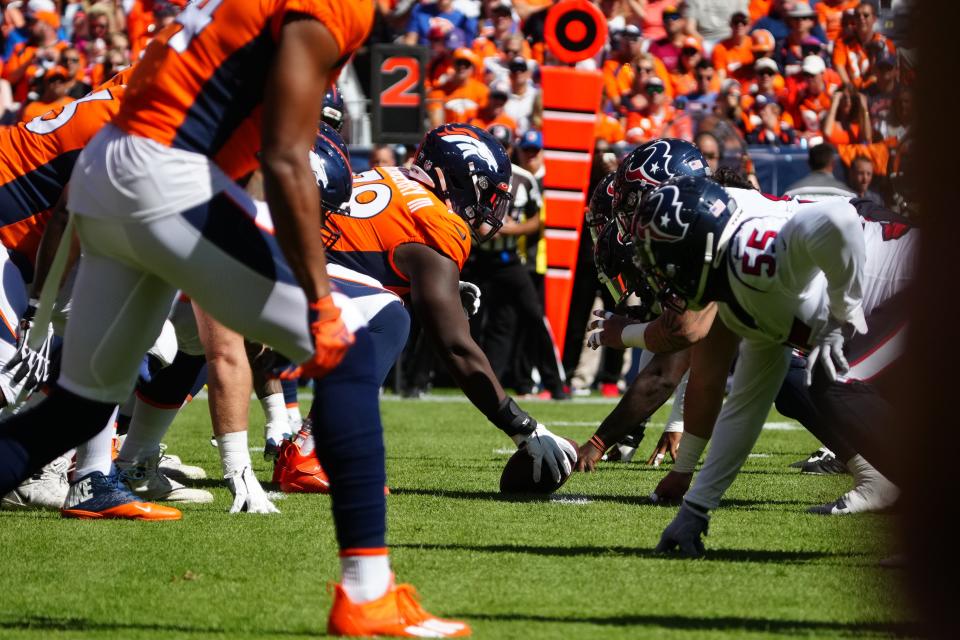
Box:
816, 0, 859, 42
0, 85, 126, 266
712, 36, 755, 78
833, 33, 895, 89
326, 166, 471, 297
113, 0, 373, 178
428, 78, 490, 124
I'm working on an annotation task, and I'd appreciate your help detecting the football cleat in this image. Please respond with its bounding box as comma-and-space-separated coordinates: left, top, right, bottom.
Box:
273, 438, 331, 494
61, 471, 181, 520
157, 444, 207, 482
800, 452, 848, 475
118, 451, 214, 503
599, 382, 620, 398
327, 580, 471, 637
790, 447, 835, 469
263, 436, 284, 462
1, 453, 71, 510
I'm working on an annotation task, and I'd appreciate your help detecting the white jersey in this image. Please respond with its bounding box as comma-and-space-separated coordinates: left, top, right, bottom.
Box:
717, 189, 916, 349
684, 189, 916, 511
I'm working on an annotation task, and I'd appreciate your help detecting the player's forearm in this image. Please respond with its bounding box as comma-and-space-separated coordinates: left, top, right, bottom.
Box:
594, 351, 689, 444
30, 194, 73, 298
435, 338, 506, 416
261, 152, 331, 301
643, 304, 717, 353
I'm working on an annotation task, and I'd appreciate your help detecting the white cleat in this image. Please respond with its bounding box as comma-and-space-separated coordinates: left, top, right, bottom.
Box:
118, 450, 213, 503
1, 453, 71, 510
808, 456, 899, 515
157, 444, 207, 482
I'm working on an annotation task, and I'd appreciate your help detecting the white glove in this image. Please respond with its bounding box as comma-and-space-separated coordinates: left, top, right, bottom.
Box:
5, 302, 54, 400
512, 425, 577, 483
458, 281, 481, 317
654, 501, 709, 557
225, 466, 279, 514
804, 317, 854, 386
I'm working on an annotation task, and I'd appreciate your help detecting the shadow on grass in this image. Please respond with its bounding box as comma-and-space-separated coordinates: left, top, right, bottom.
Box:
389, 487, 822, 511
391, 541, 869, 564
448, 611, 916, 636
0, 615, 313, 637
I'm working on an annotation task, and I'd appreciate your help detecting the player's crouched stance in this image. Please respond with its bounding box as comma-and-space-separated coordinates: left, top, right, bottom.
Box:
636, 177, 913, 557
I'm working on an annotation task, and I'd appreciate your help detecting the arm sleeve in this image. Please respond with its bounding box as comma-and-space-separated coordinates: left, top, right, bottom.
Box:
780, 199, 867, 332
684, 340, 791, 510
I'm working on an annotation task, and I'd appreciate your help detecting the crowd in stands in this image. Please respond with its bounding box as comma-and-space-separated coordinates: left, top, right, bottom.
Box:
369, 0, 912, 206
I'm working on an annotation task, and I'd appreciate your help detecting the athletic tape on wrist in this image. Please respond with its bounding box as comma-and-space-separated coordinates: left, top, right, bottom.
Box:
620, 322, 650, 349
673, 433, 708, 474
490, 397, 537, 437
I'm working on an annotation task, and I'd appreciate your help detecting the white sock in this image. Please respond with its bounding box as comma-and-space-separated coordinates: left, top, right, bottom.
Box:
118, 400, 179, 463
340, 553, 392, 603
287, 405, 303, 430
260, 393, 290, 443
73, 406, 120, 479
216, 431, 251, 477
843, 454, 900, 511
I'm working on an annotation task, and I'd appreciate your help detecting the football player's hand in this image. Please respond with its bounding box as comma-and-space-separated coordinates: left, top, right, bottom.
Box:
576, 436, 606, 472
586, 310, 628, 350
458, 281, 481, 318
649, 470, 692, 505
654, 501, 709, 558
513, 425, 577, 483
279, 296, 354, 381
226, 466, 279, 514
646, 431, 682, 467
805, 318, 850, 386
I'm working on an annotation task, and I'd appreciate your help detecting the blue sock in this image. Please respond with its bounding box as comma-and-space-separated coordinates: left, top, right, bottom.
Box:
0, 388, 116, 494
281, 378, 298, 406
311, 328, 387, 550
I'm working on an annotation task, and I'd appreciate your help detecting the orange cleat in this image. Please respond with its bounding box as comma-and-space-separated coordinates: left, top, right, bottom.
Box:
60, 471, 181, 521
327, 581, 471, 637
274, 438, 331, 494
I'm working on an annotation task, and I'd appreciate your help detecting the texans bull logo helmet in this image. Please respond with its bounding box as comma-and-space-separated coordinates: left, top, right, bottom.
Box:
611, 138, 709, 239
631, 175, 739, 312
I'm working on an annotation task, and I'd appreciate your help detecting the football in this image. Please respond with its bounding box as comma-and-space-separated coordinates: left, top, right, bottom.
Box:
499, 438, 579, 495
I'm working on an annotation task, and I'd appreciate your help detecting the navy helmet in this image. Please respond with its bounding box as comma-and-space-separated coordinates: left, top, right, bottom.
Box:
631, 175, 740, 312
321, 85, 346, 132
612, 138, 709, 237
310, 123, 352, 246
585, 172, 616, 243
414, 123, 513, 242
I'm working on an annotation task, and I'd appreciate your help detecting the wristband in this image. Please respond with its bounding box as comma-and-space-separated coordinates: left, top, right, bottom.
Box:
489, 397, 537, 437
673, 433, 708, 474
620, 322, 650, 349
588, 434, 606, 452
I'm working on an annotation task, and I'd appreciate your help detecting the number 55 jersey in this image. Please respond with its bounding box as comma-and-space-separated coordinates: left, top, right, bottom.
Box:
718, 188, 916, 359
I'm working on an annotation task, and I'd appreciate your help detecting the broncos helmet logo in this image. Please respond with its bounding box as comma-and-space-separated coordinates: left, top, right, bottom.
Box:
643, 185, 689, 243
442, 134, 500, 171
625, 139, 675, 186
308, 149, 328, 188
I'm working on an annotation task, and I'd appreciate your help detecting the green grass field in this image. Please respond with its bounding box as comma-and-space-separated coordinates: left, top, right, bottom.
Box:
0, 393, 911, 639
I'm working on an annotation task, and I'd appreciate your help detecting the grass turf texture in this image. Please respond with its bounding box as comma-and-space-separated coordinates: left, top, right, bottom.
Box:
0, 393, 911, 639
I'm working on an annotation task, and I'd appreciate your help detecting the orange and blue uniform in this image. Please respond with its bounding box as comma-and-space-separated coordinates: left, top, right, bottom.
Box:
326, 166, 471, 297
0, 84, 127, 271
114, 0, 373, 179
